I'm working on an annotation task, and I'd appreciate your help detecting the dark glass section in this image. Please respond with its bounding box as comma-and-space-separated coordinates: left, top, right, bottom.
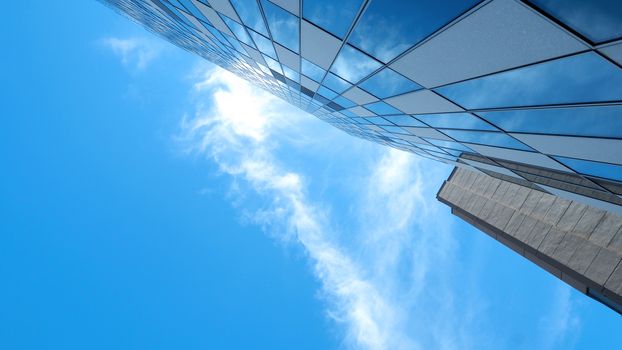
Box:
530, 0, 622, 43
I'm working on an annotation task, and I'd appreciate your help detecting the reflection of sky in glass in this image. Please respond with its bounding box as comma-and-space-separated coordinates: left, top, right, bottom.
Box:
436, 52, 622, 109
261, 0, 300, 52
230, 0, 269, 36
282, 65, 299, 82
555, 156, 622, 182
383, 115, 426, 127
330, 45, 381, 83
364, 101, 402, 115
263, 54, 282, 73
322, 73, 351, 93
381, 125, 408, 134
359, 68, 422, 98
441, 130, 532, 150
334, 96, 356, 108
222, 16, 254, 46
317, 86, 338, 99
479, 106, 622, 138
531, 0, 622, 43
348, 0, 479, 63
366, 116, 388, 125
302, 0, 363, 38
249, 30, 277, 58
425, 139, 473, 152
415, 113, 496, 130
301, 58, 325, 82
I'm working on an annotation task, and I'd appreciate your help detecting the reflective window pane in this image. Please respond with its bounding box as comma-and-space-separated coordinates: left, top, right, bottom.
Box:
230, 0, 269, 36
436, 52, 622, 109
249, 30, 277, 58
425, 139, 473, 152
302, 0, 364, 38
221, 15, 253, 46
348, 0, 480, 63
330, 45, 382, 83
301, 58, 325, 82
322, 73, 351, 93
261, 0, 300, 52
382, 115, 426, 127
334, 96, 356, 108
555, 156, 622, 182
364, 101, 402, 115
441, 130, 532, 150
479, 105, 622, 138
415, 113, 496, 130
359, 68, 422, 98
530, 0, 622, 43
317, 86, 338, 99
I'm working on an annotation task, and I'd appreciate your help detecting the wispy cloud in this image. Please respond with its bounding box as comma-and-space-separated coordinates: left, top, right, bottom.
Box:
178, 65, 580, 350
101, 36, 163, 72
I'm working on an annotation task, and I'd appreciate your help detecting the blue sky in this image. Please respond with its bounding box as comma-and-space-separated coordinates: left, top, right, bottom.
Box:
1, 1, 620, 349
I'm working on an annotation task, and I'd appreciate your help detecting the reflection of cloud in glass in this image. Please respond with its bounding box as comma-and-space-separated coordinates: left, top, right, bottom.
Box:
301, 58, 325, 82
222, 16, 253, 46
322, 73, 351, 93
479, 106, 622, 138
425, 139, 473, 152
330, 45, 381, 83
441, 130, 531, 150
230, 0, 269, 36
436, 52, 622, 109
365, 101, 402, 115
302, 0, 363, 38
249, 30, 277, 58
383, 115, 425, 127
531, 0, 622, 43
359, 68, 421, 98
348, 0, 479, 63
555, 156, 622, 182
261, 0, 300, 53
415, 113, 496, 130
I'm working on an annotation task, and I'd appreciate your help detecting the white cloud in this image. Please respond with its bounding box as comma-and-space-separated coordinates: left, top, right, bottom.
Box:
101, 36, 162, 71
178, 65, 581, 350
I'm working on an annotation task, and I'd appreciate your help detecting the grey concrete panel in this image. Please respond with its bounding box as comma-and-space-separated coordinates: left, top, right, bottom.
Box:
535, 226, 562, 254
568, 241, 601, 274
556, 201, 588, 232
552, 234, 583, 265
585, 248, 622, 285
589, 212, 622, 247
542, 197, 571, 226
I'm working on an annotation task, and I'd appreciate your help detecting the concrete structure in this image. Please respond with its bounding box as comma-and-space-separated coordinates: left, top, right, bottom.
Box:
438, 167, 622, 314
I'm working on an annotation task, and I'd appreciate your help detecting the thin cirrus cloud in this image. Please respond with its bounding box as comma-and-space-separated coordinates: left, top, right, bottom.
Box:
177, 64, 580, 350
101, 36, 163, 72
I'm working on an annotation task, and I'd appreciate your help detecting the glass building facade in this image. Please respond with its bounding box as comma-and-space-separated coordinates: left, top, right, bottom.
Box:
100, 0, 622, 212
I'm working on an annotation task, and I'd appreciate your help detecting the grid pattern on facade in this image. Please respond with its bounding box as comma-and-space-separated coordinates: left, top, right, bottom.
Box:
100, 0, 622, 209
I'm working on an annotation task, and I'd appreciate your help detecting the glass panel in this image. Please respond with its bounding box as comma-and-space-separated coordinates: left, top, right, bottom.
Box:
364, 101, 402, 115
221, 15, 253, 46
382, 115, 426, 127
425, 139, 473, 152
301, 58, 326, 82
249, 30, 277, 58
555, 156, 622, 182
317, 86, 338, 99
263, 54, 282, 72
348, 0, 480, 63
334, 96, 356, 108
302, 0, 364, 38
436, 52, 622, 109
358, 68, 422, 98
415, 113, 496, 130
441, 130, 532, 150
366, 117, 389, 125
322, 73, 351, 93
282, 65, 299, 81
261, 0, 300, 52
230, 0, 269, 36
330, 45, 381, 84
530, 0, 622, 43
380, 125, 408, 134
479, 105, 622, 138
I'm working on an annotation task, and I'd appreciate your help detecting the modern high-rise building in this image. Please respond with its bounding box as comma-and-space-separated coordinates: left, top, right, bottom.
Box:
101, 0, 622, 313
